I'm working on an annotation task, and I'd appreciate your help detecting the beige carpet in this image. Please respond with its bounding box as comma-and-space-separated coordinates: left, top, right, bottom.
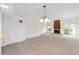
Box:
2, 34, 79, 55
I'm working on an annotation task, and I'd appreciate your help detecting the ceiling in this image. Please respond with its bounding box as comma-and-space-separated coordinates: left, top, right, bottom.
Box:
0, 3, 79, 20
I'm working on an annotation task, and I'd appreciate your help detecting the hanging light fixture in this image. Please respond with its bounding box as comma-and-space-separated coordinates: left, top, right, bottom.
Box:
40, 5, 51, 23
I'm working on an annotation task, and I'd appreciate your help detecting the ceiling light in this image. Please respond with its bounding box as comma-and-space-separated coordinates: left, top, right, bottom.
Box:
0, 4, 9, 9
40, 5, 51, 23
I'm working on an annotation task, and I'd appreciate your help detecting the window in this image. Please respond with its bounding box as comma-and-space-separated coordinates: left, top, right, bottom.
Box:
64, 24, 75, 37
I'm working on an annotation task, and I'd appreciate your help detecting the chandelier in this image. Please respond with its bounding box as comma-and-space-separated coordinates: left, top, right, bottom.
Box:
40, 5, 51, 23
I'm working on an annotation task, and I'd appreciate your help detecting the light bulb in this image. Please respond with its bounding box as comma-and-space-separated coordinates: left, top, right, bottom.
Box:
40, 18, 44, 23
47, 18, 51, 22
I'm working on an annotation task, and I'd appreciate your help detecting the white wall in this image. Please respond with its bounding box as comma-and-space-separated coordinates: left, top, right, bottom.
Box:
0, 11, 2, 54
2, 17, 17, 46
23, 14, 45, 38
2, 14, 44, 46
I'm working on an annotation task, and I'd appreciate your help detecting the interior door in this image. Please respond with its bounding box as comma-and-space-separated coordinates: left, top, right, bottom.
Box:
54, 20, 60, 33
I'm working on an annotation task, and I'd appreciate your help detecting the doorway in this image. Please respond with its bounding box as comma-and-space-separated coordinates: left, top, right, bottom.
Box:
54, 20, 60, 34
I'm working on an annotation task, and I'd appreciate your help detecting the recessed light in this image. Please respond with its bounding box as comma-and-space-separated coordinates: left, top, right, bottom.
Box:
0, 4, 9, 9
